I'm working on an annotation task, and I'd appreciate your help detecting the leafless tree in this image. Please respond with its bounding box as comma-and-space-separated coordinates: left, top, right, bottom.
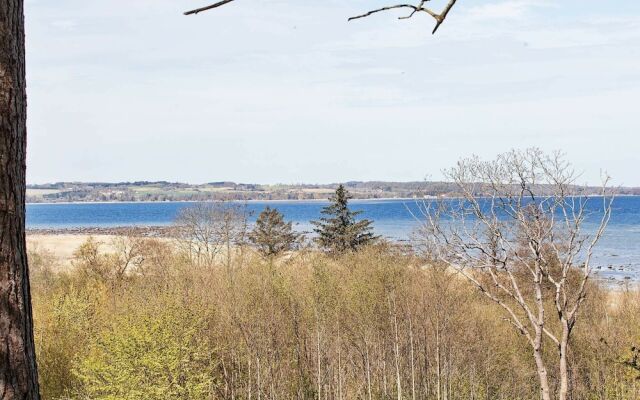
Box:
217, 202, 250, 277
173, 202, 249, 271
174, 203, 226, 267
184, 0, 459, 34
72, 235, 146, 287
108, 234, 147, 283
418, 148, 613, 400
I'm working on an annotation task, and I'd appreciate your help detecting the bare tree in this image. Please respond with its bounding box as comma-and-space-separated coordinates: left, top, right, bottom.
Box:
108, 234, 147, 283
174, 203, 227, 267
173, 202, 249, 270
218, 202, 250, 276
0, 1, 41, 398
419, 148, 613, 400
184, 0, 459, 34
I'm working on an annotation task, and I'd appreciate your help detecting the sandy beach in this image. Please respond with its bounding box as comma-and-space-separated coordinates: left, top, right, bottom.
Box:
27, 234, 113, 269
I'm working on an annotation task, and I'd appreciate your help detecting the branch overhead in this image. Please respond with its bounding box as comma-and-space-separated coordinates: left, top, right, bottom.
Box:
184, 0, 236, 16
347, 4, 432, 21
348, 0, 458, 34
184, 0, 458, 34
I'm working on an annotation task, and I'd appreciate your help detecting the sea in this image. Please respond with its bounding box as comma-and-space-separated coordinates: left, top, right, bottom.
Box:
26, 197, 640, 282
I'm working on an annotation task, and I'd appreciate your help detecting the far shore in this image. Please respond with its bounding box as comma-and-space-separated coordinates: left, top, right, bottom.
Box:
26, 197, 424, 206
26, 193, 640, 206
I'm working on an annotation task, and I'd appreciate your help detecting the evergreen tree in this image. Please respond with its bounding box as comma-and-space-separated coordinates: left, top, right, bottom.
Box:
249, 207, 300, 257
1, 1, 41, 397
312, 185, 378, 253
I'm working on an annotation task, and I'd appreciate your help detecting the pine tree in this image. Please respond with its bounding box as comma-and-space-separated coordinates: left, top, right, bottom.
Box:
1, 1, 41, 398
312, 185, 378, 253
249, 207, 300, 257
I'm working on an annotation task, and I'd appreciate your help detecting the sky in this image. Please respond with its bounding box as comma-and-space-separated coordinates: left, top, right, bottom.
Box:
24, 0, 640, 186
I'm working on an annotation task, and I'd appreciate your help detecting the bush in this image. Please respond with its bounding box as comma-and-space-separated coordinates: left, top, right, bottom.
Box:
28, 238, 640, 399
74, 302, 217, 400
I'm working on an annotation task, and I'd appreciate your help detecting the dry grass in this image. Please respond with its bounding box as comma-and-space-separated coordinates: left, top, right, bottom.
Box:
27, 234, 115, 269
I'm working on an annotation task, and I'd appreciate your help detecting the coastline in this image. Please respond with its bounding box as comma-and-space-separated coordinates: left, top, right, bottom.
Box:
26, 193, 640, 206
25, 198, 640, 283
26, 227, 639, 287
25, 197, 424, 206
27, 225, 175, 238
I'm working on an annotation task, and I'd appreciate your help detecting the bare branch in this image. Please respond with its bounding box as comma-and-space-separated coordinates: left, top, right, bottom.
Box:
349, 0, 458, 34
417, 148, 613, 398
184, 0, 236, 16
432, 0, 458, 33
185, 0, 459, 34
349, 4, 426, 21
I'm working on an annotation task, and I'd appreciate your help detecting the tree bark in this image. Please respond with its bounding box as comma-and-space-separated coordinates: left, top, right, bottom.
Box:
558, 320, 570, 400
0, 0, 40, 398
533, 334, 551, 400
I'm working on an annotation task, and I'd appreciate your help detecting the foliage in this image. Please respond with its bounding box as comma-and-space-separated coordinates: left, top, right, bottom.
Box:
312, 184, 378, 253
248, 206, 300, 257
28, 239, 640, 400
74, 302, 217, 400
33, 281, 100, 399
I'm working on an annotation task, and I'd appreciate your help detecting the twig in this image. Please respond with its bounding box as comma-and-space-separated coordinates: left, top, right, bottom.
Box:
348, 5, 423, 21
349, 0, 458, 34
184, 0, 236, 16
184, 0, 459, 34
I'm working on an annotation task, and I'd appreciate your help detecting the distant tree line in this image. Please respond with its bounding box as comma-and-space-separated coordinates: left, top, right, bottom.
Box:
27, 180, 640, 203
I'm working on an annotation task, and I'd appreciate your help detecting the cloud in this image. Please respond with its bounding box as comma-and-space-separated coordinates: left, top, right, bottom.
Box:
514, 17, 640, 49
50, 19, 78, 31
464, 0, 551, 20
22, 0, 640, 185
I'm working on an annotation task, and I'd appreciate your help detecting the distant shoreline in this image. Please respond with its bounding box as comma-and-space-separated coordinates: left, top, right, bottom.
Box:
26, 197, 426, 206
28, 181, 639, 204
26, 194, 640, 206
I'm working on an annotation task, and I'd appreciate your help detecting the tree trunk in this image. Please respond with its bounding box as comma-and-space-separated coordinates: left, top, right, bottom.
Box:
533, 338, 551, 400
409, 316, 416, 400
317, 328, 321, 400
365, 344, 372, 400
0, 1, 41, 399
436, 319, 442, 400
558, 320, 570, 400
533, 275, 551, 400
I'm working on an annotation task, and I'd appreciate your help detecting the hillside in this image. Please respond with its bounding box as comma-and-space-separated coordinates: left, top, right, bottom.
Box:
26, 181, 640, 203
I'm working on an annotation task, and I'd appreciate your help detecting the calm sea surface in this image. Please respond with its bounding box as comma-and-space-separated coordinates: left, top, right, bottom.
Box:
26, 197, 640, 281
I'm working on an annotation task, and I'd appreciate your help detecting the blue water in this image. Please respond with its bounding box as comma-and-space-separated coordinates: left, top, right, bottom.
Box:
26, 197, 640, 281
